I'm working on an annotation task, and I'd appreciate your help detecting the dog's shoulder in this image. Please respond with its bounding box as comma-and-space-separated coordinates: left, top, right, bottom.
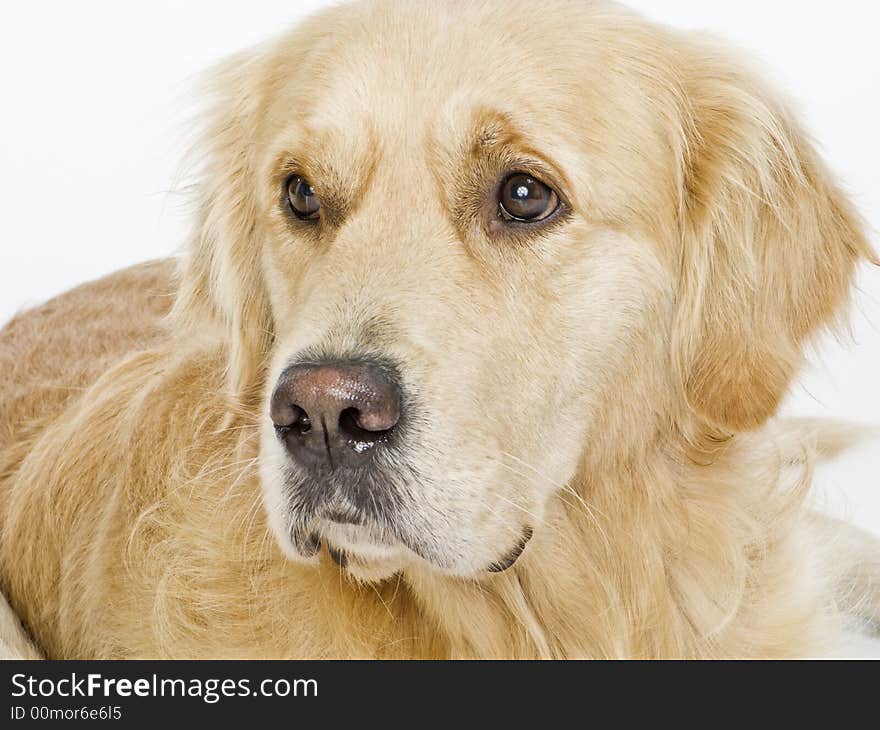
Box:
0, 258, 175, 459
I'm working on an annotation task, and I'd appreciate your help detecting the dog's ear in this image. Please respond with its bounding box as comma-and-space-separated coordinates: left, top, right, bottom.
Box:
173, 48, 275, 400
673, 49, 876, 432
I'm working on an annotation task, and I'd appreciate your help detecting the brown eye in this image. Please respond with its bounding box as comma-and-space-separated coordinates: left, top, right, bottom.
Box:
286, 175, 320, 220
498, 173, 558, 222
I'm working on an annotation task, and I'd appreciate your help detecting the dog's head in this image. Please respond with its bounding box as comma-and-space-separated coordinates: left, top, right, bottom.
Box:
174, 0, 874, 579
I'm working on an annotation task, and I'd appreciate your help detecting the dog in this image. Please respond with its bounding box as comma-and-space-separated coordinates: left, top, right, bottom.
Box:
0, 0, 878, 658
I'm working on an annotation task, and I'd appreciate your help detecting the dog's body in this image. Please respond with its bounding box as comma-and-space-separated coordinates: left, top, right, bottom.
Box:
1, 0, 878, 658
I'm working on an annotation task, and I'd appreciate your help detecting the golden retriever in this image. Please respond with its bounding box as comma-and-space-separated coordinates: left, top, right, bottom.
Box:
1, 0, 878, 659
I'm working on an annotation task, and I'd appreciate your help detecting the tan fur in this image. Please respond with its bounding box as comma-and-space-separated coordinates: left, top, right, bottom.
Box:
0, 0, 877, 658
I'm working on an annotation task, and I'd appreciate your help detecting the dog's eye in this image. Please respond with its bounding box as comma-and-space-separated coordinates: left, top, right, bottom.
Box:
498, 173, 558, 222
286, 175, 320, 220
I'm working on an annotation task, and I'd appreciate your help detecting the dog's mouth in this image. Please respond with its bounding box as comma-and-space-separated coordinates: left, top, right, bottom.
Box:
320, 521, 403, 568
278, 459, 411, 559
286, 514, 414, 582
286, 502, 534, 577
287, 502, 402, 558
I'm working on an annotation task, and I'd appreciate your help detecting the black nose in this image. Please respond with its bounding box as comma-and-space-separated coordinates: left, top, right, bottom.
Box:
270, 359, 402, 470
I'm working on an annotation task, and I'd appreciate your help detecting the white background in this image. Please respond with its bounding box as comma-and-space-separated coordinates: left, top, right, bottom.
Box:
1, 2, 878, 537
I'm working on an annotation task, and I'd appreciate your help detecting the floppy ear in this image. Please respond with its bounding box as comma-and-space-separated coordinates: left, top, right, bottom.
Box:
673, 50, 877, 432
172, 48, 275, 400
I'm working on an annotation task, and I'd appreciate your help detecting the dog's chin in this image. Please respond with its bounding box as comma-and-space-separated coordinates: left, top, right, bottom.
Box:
319, 522, 412, 581
319, 520, 412, 577
267, 507, 413, 580
261, 474, 535, 580
270, 511, 535, 584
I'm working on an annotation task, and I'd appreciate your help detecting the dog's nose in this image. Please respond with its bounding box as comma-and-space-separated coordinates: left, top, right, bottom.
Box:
270, 360, 402, 469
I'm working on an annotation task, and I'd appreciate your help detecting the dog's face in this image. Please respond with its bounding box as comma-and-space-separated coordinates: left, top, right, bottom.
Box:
252, 1, 680, 578
177, 0, 870, 580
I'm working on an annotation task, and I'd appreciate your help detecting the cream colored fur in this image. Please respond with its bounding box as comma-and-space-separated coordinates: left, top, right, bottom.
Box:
0, 594, 40, 659
0, 0, 878, 658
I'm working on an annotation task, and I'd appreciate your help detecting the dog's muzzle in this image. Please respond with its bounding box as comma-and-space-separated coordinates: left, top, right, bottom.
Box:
269, 356, 533, 575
